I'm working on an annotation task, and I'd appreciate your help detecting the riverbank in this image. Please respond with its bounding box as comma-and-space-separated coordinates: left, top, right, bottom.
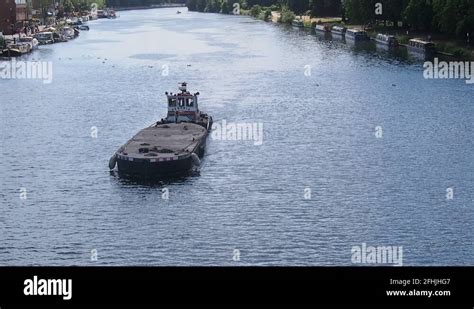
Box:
189, 4, 474, 59
258, 9, 473, 60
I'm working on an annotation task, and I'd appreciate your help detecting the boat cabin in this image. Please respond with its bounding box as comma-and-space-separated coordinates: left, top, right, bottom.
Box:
292, 19, 304, 27
331, 25, 346, 35
408, 38, 435, 54
315, 24, 331, 32
34, 32, 54, 44
345, 28, 369, 41
375, 33, 398, 46
165, 83, 201, 123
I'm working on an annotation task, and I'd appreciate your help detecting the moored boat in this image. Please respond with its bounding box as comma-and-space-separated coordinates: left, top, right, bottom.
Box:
60, 27, 76, 40
97, 10, 107, 18
110, 83, 213, 178
34, 32, 54, 45
375, 33, 398, 46
76, 25, 90, 31
407, 38, 436, 55
19, 36, 39, 50
315, 24, 331, 32
331, 25, 346, 36
292, 19, 304, 28
345, 28, 370, 41
4, 43, 30, 57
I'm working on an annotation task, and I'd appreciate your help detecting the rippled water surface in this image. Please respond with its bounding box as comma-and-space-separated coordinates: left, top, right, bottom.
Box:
1, 8, 473, 265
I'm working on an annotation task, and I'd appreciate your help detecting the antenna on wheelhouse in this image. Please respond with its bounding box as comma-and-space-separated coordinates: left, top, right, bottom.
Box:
179, 82, 187, 93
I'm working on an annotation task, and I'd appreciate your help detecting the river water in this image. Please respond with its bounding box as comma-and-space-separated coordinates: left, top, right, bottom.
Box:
1, 8, 473, 266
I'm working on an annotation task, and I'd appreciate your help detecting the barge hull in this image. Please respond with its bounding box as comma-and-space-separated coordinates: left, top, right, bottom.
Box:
117, 156, 195, 177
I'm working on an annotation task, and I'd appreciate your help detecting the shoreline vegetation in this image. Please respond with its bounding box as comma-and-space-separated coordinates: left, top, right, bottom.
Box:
185, 0, 474, 59
1, 0, 472, 59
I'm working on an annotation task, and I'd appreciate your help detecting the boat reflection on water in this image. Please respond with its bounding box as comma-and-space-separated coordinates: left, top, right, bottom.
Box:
110, 168, 201, 188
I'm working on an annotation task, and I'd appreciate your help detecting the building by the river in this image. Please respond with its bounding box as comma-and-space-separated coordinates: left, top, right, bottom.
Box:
0, 0, 33, 35
0, 0, 17, 35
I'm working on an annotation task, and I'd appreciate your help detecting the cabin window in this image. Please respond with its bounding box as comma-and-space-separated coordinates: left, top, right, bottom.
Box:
178, 98, 185, 107
186, 98, 194, 107
168, 98, 176, 107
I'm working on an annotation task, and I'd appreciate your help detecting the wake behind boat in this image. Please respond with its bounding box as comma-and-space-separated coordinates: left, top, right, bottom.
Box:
109, 83, 213, 178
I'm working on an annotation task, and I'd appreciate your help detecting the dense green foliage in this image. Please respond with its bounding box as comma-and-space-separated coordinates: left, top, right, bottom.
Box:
106, 0, 186, 7
186, 0, 473, 38
344, 0, 473, 36
44, 0, 106, 11
187, 0, 340, 16
279, 6, 295, 23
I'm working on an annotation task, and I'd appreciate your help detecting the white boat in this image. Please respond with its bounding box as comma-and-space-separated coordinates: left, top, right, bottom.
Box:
4, 43, 30, 57
34, 32, 54, 45
19, 36, 39, 50
407, 38, 435, 55
315, 24, 331, 32
60, 27, 75, 40
331, 25, 346, 36
375, 33, 398, 46
345, 28, 369, 41
292, 19, 304, 28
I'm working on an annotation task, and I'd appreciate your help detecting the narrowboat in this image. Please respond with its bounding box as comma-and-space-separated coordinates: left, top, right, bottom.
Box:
345, 28, 370, 41
292, 19, 304, 28
407, 38, 436, 55
315, 24, 331, 32
331, 25, 346, 36
18, 37, 39, 50
34, 32, 54, 45
375, 33, 398, 47
4, 43, 30, 57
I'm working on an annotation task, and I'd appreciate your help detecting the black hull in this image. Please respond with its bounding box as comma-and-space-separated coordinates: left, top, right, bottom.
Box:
116, 132, 207, 179
117, 156, 195, 178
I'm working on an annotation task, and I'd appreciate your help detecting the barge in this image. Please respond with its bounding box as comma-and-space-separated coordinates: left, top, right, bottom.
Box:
345, 28, 370, 42
375, 33, 398, 47
109, 83, 212, 178
407, 38, 436, 55
331, 25, 346, 36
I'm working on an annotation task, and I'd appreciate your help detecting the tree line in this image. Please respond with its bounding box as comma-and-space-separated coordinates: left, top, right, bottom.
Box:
105, 0, 186, 7
186, 0, 473, 38
344, 0, 473, 37
186, 0, 342, 17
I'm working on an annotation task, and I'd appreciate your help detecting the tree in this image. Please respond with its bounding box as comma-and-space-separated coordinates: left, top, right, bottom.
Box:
205, 0, 220, 13
404, 0, 433, 31
196, 0, 206, 12
343, 0, 377, 24
250, 5, 262, 17
63, 0, 75, 14
310, 0, 341, 17
221, 0, 230, 14
187, 0, 197, 11
263, 8, 272, 21
285, 0, 308, 14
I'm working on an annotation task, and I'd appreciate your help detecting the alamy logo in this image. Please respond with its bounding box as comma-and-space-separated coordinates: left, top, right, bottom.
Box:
211, 120, 264, 146
24, 276, 72, 300
351, 243, 403, 266
0, 59, 53, 84
423, 58, 474, 84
